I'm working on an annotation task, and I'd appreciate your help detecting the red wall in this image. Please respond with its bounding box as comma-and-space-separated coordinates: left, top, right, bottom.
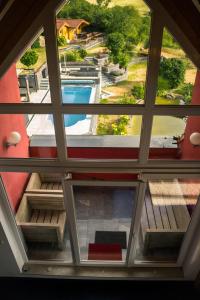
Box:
30, 146, 178, 160
0, 65, 30, 211
180, 70, 200, 160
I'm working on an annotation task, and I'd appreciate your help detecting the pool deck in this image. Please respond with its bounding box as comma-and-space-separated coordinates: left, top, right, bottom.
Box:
27, 85, 97, 136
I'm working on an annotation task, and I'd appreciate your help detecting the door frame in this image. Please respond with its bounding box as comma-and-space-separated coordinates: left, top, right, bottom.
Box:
63, 178, 142, 267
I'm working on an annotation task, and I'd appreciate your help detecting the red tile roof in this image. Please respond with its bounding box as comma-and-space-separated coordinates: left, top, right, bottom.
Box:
56, 19, 89, 30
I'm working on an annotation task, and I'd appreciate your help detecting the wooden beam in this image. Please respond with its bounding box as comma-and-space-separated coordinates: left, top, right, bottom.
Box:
0, 0, 65, 79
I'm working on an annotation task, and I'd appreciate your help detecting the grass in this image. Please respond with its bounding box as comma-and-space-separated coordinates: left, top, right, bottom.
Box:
155, 97, 180, 105
87, 0, 149, 15
17, 48, 47, 72
128, 116, 186, 136
161, 47, 185, 59
128, 62, 147, 82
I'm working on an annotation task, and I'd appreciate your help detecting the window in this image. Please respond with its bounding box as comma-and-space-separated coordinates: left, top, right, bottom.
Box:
0, 0, 200, 275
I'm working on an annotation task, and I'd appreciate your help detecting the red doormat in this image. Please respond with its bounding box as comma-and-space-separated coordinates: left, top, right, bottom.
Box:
88, 243, 122, 261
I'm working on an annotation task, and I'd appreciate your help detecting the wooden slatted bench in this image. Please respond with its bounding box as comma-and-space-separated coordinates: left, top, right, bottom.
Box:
141, 180, 191, 255
26, 173, 63, 194
16, 193, 66, 250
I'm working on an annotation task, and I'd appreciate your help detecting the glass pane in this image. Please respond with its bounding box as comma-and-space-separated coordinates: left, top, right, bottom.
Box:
155, 28, 198, 106
56, 0, 150, 105
1, 172, 72, 262
73, 185, 136, 262
64, 114, 142, 159
17, 30, 51, 104
149, 116, 200, 160
134, 179, 200, 263
0, 114, 57, 158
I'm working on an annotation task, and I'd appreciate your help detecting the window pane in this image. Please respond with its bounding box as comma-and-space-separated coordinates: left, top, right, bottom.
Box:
17, 30, 50, 104
134, 179, 200, 263
63, 114, 142, 159
1, 172, 72, 262
73, 185, 136, 262
0, 114, 57, 158
155, 28, 198, 106
56, 0, 150, 105
149, 116, 200, 161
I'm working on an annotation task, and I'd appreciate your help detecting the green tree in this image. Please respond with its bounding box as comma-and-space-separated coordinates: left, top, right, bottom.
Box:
96, 0, 111, 8
58, 0, 95, 23
57, 35, 66, 46
117, 53, 131, 69
106, 32, 126, 56
159, 57, 186, 88
20, 50, 39, 68
78, 48, 87, 59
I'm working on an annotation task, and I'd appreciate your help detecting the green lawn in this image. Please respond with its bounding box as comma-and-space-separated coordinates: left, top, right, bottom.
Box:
155, 96, 180, 105
129, 116, 186, 136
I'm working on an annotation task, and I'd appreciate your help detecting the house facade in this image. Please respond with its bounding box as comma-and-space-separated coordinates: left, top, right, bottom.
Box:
56, 18, 89, 42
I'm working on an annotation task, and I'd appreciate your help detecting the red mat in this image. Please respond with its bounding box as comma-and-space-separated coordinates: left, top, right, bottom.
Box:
88, 243, 122, 261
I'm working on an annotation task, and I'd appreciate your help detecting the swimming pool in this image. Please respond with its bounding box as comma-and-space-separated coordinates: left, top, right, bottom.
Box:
62, 85, 92, 127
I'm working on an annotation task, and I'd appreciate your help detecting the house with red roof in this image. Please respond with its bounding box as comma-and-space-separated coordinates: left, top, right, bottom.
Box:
56, 18, 89, 43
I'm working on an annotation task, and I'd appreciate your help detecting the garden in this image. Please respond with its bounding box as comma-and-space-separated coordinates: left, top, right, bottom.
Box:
17, 0, 197, 139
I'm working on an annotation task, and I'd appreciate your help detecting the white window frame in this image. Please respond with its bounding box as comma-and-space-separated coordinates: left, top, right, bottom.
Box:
0, 0, 200, 278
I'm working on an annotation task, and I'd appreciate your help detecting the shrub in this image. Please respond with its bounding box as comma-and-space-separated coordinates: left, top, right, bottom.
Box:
64, 51, 82, 62
20, 50, 39, 68
78, 48, 87, 59
118, 95, 136, 104
131, 84, 145, 99
157, 76, 170, 96
100, 98, 109, 104
97, 121, 112, 135
57, 35, 66, 47
112, 116, 130, 135
176, 83, 194, 104
31, 38, 40, 49
159, 57, 186, 89
97, 115, 130, 135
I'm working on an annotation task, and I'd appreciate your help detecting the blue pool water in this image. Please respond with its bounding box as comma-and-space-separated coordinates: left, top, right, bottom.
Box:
62, 86, 92, 127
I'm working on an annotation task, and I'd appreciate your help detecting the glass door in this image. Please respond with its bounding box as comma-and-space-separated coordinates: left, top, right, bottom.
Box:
63, 179, 142, 265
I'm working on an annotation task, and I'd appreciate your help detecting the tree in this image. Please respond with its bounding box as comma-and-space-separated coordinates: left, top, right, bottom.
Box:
96, 0, 111, 8
20, 50, 38, 68
78, 48, 87, 59
57, 36, 66, 47
117, 53, 131, 69
159, 57, 186, 88
106, 32, 126, 57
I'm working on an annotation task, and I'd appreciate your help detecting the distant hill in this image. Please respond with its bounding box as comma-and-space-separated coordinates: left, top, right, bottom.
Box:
87, 0, 149, 15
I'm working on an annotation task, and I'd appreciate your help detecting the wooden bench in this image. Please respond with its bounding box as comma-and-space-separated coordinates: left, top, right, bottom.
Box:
141, 180, 191, 255
26, 173, 63, 194
16, 193, 66, 250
